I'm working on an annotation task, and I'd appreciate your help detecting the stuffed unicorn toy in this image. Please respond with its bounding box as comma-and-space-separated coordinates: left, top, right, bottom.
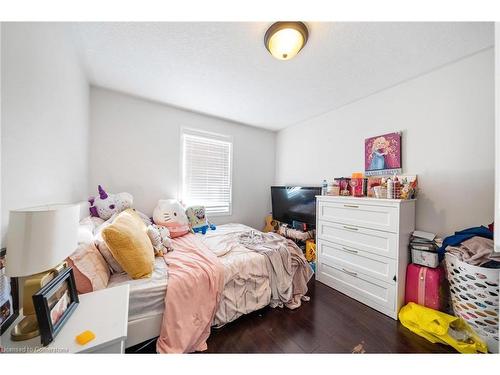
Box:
89, 185, 133, 221
152, 199, 190, 238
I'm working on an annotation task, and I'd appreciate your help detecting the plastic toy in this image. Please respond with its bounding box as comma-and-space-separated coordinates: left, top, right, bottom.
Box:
76, 330, 95, 345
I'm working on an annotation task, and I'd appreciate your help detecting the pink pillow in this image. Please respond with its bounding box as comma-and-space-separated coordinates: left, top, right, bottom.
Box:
67, 243, 110, 294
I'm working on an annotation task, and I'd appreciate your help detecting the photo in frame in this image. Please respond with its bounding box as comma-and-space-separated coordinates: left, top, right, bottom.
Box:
365, 132, 402, 176
0, 247, 19, 335
32, 267, 79, 346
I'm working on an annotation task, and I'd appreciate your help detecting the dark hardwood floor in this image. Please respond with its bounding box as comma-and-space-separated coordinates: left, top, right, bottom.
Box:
127, 279, 456, 354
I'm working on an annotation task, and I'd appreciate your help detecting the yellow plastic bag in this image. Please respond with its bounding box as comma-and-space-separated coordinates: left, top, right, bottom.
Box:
399, 302, 488, 354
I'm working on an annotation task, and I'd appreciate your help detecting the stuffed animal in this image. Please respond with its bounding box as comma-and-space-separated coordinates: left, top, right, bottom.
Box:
185, 206, 216, 235
152, 199, 190, 238
88, 185, 133, 221
147, 224, 173, 256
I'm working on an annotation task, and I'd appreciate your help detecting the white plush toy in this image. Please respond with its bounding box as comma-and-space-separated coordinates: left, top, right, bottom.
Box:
152, 199, 190, 238
147, 224, 173, 256
89, 185, 133, 221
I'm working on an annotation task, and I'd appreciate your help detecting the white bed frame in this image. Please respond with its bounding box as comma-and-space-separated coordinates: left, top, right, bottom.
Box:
78, 201, 162, 349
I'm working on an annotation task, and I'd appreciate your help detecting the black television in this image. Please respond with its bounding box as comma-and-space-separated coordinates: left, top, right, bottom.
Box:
271, 186, 321, 227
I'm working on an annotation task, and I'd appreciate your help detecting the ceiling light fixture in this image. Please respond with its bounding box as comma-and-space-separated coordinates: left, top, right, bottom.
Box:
264, 22, 309, 61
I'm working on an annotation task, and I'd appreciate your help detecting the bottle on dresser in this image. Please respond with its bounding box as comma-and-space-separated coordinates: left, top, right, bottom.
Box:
321, 179, 328, 195
386, 177, 393, 199
393, 175, 401, 199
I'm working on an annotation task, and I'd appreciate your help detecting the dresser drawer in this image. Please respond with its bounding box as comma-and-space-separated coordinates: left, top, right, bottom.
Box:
318, 199, 399, 233
317, 262, 396, 316
318, 239, 397, 285
317, 221, 399, 259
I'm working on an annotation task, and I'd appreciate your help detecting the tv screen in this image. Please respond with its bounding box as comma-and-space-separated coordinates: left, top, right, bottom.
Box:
271, 186, 321, 226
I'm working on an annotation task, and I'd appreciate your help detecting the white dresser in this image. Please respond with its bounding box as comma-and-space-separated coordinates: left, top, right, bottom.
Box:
316, 196, 415, 319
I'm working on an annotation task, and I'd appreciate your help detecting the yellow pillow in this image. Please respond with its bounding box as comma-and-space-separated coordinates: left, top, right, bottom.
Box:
102, 209, 154, 279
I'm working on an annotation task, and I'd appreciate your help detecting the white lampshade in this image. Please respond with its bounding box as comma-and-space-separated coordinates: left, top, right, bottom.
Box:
6, 204, 79, 277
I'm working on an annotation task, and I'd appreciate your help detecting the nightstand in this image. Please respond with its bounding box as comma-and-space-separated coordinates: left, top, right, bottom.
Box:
0, 284, 129, 353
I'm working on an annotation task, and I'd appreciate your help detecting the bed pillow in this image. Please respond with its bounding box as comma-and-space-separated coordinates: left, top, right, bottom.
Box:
78, 216, 106, 245
67, 243, 110, 294
77, 223, 95, 246
79, 216, 105, 233
95, 219, 124, 274
101, 209, 155, 279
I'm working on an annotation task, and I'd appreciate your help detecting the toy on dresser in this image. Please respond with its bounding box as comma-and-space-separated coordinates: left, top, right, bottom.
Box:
329, 174, 418, 199
383, 175, 418, 199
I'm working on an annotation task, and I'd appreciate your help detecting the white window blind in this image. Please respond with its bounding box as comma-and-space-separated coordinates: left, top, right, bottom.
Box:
181, 129, 233, 215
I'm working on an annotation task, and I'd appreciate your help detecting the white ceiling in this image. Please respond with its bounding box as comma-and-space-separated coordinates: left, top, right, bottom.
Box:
72, 22, 493, 131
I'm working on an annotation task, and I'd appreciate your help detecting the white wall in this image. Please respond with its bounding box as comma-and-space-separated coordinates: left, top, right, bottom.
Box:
1, 23, 89, 245
89, 87, 275, 230
276, 49, 495, 237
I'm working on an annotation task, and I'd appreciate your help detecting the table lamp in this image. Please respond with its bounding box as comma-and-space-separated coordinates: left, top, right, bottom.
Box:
5, 203, 79, 341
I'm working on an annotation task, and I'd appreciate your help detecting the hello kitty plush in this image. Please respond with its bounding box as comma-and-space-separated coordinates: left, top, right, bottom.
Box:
89, 185, 133, 220
152, 199, 190, 238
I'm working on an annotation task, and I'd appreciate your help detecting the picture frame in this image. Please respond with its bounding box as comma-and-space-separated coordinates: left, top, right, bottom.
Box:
365, 131, 402, 176
32, 267, 79, 346
0, 247, 19, 335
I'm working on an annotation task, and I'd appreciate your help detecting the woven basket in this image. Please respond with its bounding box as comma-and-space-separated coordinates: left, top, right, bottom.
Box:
444, 253, 499, 353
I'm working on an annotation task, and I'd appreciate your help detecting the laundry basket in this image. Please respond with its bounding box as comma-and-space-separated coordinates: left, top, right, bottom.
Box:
444, 253, 499, 353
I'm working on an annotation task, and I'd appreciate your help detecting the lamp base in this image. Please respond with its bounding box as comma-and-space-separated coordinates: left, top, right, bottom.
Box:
9, 263, 66, 342
10, 314, 39, 341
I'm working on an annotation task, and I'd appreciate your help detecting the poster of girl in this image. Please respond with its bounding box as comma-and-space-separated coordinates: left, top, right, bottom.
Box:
365, 132, 402, 176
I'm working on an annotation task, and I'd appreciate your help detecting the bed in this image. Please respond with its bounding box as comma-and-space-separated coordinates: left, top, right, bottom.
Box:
76, 202, 311, 351
105, 224, 274, 348
107, 257, 167, 348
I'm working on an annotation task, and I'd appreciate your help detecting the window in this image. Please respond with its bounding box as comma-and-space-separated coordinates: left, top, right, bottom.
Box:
181, 128, 233, 216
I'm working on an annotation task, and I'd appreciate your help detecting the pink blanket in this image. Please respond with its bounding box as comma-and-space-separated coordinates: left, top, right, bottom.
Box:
156, 234, 224, 353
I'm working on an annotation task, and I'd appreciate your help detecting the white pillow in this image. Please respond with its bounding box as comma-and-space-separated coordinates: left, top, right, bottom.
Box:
80, 216, 105, 234
77, 216, 106, 246
77, 225, 94, 246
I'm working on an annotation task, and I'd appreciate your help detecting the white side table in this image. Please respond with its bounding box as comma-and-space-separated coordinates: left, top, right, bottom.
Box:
0, 284, 129, 353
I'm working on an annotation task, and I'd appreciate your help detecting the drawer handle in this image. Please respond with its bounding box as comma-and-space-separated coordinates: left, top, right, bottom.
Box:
342, 268, 358, 277
342, 247, 358, 254
343, 225, 359, 231
343, 204, 359, 208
